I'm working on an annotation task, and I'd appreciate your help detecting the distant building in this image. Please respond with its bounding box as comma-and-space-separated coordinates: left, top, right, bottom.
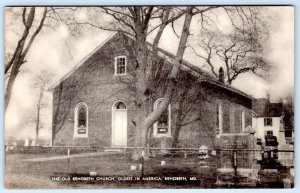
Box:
5, 136, 17, 146
252, 95, 285, 145
252, 94, 294, 167
5, 136, 17, 150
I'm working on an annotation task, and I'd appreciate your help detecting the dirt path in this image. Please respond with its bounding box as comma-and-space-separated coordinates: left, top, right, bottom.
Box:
24, 151, 121, 162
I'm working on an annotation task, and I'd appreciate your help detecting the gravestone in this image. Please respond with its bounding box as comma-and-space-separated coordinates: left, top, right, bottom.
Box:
30, 140, 36, 146
198, 146, 209, 168
278, 144, 294, 167
215, 126, 257, 183
24, 139, 30, 146
216, 134, 255, 168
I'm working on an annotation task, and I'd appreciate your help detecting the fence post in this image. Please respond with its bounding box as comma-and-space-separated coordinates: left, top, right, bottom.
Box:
271, 149, 274, 158
233, 150, 237, 183
141, 149, 144, 178
67, 148, 70, 172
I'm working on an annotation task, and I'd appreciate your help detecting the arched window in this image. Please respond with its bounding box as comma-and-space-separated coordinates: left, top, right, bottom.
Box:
115, 101, 126, 110
241, 107, 245, 132
74, 102, 88, 138
216, 102, 223, 136
153, 98, 171, 137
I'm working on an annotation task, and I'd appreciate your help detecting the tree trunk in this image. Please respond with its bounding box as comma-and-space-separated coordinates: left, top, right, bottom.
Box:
5, 7, 47, 112
131, 101, 151, 160
35, 86, 44, 146
172, 103, 184, 148
130, 7, 194, 160
5, 59, 24, 111
144, 6, 194, 131
172, 117, 182, 148
5, 35, 28, 111
131, 7, 194, 159
5, 8, 35, 111
5, 71, 17, 111
131, 27, 151, 160
36, 105, 40, 146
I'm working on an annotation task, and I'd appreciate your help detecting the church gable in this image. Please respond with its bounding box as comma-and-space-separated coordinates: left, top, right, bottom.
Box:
50, 32, 136, 91
50, 31, 252, 105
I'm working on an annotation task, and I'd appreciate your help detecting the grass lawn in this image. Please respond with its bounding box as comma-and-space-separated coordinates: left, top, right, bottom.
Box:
5, 152, 219, 189
5, 152, 291, 189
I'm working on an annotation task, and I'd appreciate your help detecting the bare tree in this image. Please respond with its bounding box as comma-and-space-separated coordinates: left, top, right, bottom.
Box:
4, 7, 76, 112
26, 71, 53, 146
57, 6, 263, 159
15, 6, 269, 159
55, 6, 209, 158
5, 8, 47, 111
4, 6, 222, 158
191, 7, 270, 85
109, 7, 214, 159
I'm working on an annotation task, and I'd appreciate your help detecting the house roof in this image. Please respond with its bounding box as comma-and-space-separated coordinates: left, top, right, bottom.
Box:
252, 99, 283, 117
48, 32, 253, 100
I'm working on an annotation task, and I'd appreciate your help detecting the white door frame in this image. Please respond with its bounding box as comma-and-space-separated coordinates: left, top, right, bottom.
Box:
111, 100, 127, 147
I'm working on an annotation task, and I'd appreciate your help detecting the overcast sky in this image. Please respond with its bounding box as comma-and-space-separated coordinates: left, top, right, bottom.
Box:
4, 6, 294, 140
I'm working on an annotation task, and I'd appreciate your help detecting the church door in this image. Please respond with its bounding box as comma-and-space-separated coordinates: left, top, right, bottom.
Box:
112, 101, 127, 147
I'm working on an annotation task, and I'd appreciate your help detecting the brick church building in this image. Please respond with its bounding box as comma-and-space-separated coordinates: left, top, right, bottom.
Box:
49, 32, 255, 157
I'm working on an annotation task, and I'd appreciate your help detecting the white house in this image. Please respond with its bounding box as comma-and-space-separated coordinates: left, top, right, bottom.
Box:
252, 96, 285, 145
252, 95, 294, 167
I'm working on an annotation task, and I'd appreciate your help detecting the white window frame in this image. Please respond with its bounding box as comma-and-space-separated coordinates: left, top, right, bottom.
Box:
153, 98, 171, 138
74, 102, 88, 138
114, 56, 127, 75
216, 101, 223, 138
264, 117, 273, 127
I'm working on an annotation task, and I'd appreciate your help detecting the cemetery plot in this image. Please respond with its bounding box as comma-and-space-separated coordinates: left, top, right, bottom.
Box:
4, 147, 293, 188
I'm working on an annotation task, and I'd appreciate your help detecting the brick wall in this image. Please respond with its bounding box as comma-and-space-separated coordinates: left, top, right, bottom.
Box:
52, 33, 253, 151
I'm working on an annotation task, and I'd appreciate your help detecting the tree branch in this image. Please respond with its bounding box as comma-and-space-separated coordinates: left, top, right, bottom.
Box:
142, 6, 154, 31
189, 45, 218, 77
66, 21, 135, 37
22, 7, 27, 26
22, 7, 47, 59
5, 8, 35, 74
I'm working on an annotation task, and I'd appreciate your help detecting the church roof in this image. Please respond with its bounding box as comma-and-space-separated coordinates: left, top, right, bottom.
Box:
48, 32, 253, 100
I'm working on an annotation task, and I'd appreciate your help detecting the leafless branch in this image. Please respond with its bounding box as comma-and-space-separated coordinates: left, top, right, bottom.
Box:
22, 7, 47, 59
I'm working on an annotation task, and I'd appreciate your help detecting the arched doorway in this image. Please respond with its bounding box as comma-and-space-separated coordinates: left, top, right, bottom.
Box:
112, 101, 127, 147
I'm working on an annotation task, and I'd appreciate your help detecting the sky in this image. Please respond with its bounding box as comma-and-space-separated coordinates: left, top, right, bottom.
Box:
4, 6, 294, 140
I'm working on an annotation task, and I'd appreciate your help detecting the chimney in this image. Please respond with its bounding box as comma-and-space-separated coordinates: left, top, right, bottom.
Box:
266, 93, 270, 103
218, 67, 224, 83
